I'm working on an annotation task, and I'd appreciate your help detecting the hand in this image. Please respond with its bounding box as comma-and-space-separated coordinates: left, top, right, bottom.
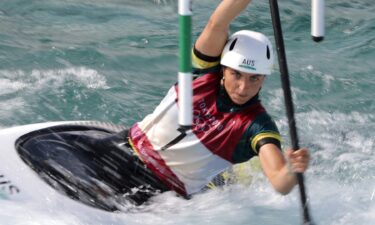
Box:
285, 148, 310, 173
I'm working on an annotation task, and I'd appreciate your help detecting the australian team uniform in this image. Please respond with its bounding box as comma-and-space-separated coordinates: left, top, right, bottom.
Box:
127, 47, 281, 200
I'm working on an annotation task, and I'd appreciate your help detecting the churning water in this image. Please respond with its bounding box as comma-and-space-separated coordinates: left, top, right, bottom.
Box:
0, 0, 374, 224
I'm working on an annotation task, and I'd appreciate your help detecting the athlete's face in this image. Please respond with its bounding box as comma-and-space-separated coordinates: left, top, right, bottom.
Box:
222, 67, 265, 105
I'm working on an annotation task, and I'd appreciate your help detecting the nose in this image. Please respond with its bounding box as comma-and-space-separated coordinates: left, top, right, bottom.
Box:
237, 79, 251, 93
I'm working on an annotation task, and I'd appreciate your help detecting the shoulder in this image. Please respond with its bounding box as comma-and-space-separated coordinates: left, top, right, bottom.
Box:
248, 111, 281, 154
251, 111, 279, 131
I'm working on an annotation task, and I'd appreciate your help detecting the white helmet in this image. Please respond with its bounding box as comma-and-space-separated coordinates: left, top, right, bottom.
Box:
220, 30, 274, 75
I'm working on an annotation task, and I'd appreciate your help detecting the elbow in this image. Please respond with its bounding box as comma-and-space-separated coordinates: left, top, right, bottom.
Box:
276, 187, 293, 196
271, 180, 296, 195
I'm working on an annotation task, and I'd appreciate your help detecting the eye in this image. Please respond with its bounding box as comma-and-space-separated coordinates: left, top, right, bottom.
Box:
249, 75, 261, 82
230, 70, 241, 79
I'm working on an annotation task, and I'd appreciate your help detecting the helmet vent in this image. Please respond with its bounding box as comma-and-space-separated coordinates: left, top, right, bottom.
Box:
266, 45, 270, 59
229, 38, 238, 51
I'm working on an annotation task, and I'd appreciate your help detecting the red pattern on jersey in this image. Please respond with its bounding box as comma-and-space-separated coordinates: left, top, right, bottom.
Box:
176, 73, 265, 162
130, 73, 265, 195
129, 124, 187, 195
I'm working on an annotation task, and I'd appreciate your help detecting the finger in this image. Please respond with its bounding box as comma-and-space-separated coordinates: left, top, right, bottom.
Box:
291, 149, 310, 161
285, 148, 294, 157
293, 148, 309, 157
290, 162, 309, 173
289, 154, 310, 165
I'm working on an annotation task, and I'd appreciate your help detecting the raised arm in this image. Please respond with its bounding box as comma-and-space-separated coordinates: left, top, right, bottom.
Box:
195, 0, 252, 57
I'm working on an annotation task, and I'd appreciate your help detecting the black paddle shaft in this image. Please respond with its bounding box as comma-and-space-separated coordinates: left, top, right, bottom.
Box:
268, 0, 313, 224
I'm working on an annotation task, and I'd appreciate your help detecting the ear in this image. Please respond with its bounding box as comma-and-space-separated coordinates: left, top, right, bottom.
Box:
220, 67, 225, 85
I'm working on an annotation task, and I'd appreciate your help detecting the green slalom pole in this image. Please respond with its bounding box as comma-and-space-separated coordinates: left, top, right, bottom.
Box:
178, 0, 193, 128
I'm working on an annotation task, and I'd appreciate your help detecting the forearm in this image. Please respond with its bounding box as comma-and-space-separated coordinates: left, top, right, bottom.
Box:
259, 144, 297, 195
195, 0, 252, 56
209, 0, 252, 29
259, 145, 310, 195
267, 164, 297, 195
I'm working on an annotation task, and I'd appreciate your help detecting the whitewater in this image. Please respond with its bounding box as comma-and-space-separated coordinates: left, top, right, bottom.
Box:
0, 0, 374, 224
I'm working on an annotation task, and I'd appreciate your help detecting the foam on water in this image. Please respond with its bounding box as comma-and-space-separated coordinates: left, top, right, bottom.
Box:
0, 67, 109, 92
1, 163, 371, 225
0, 0, 374, 224
0, 67, 113, 125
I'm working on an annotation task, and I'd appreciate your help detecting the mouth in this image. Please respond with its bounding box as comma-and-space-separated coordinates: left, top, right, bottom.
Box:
234, 93, 248, 99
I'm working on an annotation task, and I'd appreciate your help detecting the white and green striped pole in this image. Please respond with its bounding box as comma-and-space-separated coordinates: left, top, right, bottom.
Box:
178, 0, 192, 128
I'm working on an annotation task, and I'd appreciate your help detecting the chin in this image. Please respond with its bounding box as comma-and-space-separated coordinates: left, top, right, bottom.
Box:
230, 94, 252, 105
232, 99, 247, 105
